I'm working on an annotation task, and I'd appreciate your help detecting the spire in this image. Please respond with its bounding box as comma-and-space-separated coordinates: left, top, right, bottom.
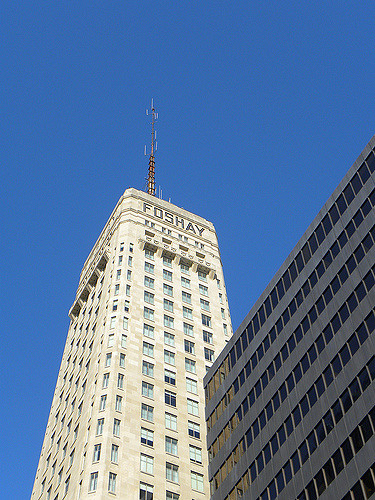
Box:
145, 99, 158, 196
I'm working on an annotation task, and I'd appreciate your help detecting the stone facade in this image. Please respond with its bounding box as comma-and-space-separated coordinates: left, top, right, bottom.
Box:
32, 188, 232, 499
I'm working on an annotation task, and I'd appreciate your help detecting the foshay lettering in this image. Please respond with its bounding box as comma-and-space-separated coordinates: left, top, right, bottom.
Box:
143, 203, 205, 236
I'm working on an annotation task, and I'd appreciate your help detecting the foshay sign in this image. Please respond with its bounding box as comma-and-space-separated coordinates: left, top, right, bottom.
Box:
143, 202, 205, 236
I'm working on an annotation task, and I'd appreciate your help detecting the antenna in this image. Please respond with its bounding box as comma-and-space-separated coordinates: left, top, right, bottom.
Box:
145, 99, 158, 196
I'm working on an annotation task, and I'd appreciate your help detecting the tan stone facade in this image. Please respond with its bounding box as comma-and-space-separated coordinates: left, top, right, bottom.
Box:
31, 188, 232, 499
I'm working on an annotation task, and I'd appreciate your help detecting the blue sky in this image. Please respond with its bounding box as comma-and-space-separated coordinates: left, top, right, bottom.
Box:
1, 1, 375, 497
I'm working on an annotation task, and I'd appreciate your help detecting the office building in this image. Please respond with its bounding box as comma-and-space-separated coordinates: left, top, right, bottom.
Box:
31, 187, 232, 499
205, 136, 375, 500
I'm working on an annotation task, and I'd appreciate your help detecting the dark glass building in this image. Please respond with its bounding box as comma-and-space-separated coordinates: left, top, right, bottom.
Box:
204, 136, 375, 500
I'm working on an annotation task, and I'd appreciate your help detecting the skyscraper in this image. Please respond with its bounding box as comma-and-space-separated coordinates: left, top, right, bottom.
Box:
205, 136, 375, 500
31, 187, 232, 499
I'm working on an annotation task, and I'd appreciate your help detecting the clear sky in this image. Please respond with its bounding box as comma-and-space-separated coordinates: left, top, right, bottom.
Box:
1, 1, 375, 497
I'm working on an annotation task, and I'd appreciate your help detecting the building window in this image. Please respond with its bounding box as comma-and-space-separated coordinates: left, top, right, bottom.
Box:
140, 454, 154, 475
202, 314, 211, 327
124, 300, 130, 312
117, 373, 124, 389
128, 255, 133, 266
166, 463, 179, 483
165, 412, 177, 431
105, 353, 112, 367
165, 436, 178, 455
204, 347, 215, 362
164, 284, 173, 296
127, 270, 132, 280
180, 263, 190, 274
143, 324, 154, 338
110, 316, 116, 329
89, 472, 98, 492
121, 334, 127, 348
108, 472, 117, 493
142, 381, 154, 399
198, 271, 207, 282
145, 291, 154, 304
188, 421, 200, 439
181, 277, 191, 289
219, 293, 223, 303
221, 308, 225, 319
182, 291, 192, 304
183, 307, 193, 319
143, 342, 154, 357
164, 331, 175, 346
223, 323, 228, 336
116, 270, 121, 280
111, 444, 119, 463
199, 284, 208, 296
114, 284, 120, 296
129, 243, 133, 252
166, 492, 179, 500
185, 358, 196, 373
164, 299, 174, 312
143, 361, 154, 377
141, 403, 154, 422
144, 276, 155, 289
145, 248, 155, 260
165, 390, 177, 407
144, 306, 154, 321
165, 369, 176, 385
200, 298, 210, 311
140, 482, 153, 499
93, 444, 101, 462
145, 262, 155, 274
184, 340, 195, 354
186, 378, 198, 394
189, 445, 202, 464
126, 284, 131, 296
187, 399, 199, 416
115, 395, 122, 411
108, 334, 115, 347
113, 418, 121, 437
141, 428, 154, 447
112, 300, 118, 312
119, 353, 126, 367
163, 256, 172, 267
183, 323, 194, 337
191, 471, 204, 492
164, 350, 176, 365
64, 476, 70, 496
164, 315, 174, 329
119, 243, 124, 252
96, 419, 104, 436
163, 269, 173, 282
102, 373, 109, 388
99, 395, 107, 411
203, 330, 213, 344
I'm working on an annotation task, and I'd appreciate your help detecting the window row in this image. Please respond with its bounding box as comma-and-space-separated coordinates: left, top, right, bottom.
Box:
211, 353, 375, 494
208, 178, 375, 401
226, 397, 375, 500
207, 235, 375, 431
143, 322, 214, 345
209, 287, 375, 463
92, 443, 119, 463
295, 409, 375, 500
341, 462, 375, 500
139, 471, 204, 499
99, 394, 123, 412
89, 471, 117, 493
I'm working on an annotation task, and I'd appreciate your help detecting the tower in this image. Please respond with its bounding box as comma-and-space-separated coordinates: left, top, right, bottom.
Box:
31, 186, 232, 498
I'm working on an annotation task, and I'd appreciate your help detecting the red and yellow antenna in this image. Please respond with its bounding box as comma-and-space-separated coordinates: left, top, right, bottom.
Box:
145, 99, 158, 196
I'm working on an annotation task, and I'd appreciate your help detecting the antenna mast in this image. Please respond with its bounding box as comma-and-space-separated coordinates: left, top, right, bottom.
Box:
145, 99, 158, 196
